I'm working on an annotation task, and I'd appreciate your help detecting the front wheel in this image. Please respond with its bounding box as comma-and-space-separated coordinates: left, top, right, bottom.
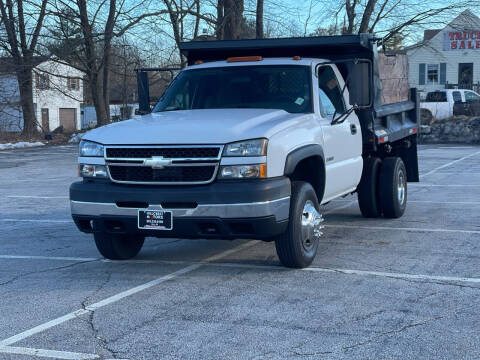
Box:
275, 181, 324, 268
94, 232, 145, 260
379, 157, 407, 218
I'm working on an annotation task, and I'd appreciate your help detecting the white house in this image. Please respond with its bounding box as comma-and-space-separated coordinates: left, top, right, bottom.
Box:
0, 57, 84, 133
406, 10, 480, 96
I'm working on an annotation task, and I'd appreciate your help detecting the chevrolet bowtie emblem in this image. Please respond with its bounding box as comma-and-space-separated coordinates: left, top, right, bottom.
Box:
143, 156, 172, 169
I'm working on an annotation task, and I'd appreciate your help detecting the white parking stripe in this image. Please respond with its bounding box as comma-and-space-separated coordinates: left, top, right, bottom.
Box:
4, 255, 480, 286
7, 196, 69, 199
410, 184, 480, 187
303, 267, 480, 284
0, 219, 71, 223
0, 255, 97, 261
0, 346, 99, 360
421, 150, 480, 178
0, 241, 257, 348
325, 224, 480, 235
330, 199, 480, 205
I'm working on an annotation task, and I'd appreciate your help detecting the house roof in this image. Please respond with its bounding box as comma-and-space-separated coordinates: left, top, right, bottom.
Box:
0, 56, 49, 74
423, 29, 441, 41
404, 9, 480, 54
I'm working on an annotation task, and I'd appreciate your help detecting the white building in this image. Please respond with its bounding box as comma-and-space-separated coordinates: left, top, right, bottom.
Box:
406, 10, 480, 96
0, 57, 84, 132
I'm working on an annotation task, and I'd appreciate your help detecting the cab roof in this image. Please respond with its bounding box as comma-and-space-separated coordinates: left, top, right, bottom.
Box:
184, 57, 317, 70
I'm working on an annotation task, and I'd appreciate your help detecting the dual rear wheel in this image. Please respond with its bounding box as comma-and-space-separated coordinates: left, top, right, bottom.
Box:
358, 156, 407, 219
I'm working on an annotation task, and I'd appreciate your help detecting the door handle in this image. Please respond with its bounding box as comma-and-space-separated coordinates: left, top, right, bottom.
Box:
350, 123, 357, 135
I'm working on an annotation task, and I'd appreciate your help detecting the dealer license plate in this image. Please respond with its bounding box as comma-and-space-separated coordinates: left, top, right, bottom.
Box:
138, 210, 172, 230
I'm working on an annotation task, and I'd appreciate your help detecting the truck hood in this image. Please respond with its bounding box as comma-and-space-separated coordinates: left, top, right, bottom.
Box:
83, 109, 310, 145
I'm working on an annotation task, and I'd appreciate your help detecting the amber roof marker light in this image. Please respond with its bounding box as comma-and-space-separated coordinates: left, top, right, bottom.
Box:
227, 56, 263, 63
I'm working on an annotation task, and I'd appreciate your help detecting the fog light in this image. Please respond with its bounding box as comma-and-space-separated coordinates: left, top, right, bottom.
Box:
79, 164, 107, 178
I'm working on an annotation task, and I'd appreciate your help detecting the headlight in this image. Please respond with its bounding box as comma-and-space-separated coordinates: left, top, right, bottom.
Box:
79, 164, 107, 178
218, 164, 266, 179
223, 139, 267, 157
79, 140, 104, 157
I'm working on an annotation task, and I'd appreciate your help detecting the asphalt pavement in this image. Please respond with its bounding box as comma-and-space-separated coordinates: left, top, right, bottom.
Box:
0, 143, 479, 360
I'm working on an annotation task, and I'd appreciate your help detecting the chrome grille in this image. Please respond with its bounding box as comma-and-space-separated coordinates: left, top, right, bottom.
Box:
105, 145, 222, 185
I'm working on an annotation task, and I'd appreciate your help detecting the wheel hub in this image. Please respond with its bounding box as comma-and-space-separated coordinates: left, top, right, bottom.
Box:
300, 201, 324, 252
397, 170, 406, 205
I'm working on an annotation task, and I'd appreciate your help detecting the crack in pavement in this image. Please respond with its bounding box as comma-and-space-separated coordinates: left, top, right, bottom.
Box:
79, 270, 123, 360
341, 315, 445, 352
0, 259, 98, 286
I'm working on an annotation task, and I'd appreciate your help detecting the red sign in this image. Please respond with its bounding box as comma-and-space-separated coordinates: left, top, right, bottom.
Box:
444, 31, 480, 50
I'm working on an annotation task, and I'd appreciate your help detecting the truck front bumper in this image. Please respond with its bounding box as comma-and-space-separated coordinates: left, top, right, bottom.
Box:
70, 178, 291, 240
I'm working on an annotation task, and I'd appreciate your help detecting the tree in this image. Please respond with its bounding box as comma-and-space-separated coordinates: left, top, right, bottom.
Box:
50, 0, 172, 126
218, 0, 244, 40
314, 0, 476, 42
0, 0, 48, 135
163, 0, 204, 67
256, 0, 264, 39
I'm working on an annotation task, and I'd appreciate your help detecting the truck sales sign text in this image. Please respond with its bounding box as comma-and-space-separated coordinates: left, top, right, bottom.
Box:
444, 31, 480, 51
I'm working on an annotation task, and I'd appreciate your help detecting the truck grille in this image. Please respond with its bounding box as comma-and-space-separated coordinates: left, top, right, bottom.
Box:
106, 147, 220, 159
109, 165, 216, 183
104, 146, 222, 185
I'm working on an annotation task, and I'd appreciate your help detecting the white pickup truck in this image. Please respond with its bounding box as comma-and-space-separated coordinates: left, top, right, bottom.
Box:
70, 35, 420, 268
420, 89, 480, 123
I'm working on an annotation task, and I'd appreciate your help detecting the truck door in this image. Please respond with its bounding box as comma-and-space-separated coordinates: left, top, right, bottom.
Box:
316, 65, 363, 202
465, 91, 480, 116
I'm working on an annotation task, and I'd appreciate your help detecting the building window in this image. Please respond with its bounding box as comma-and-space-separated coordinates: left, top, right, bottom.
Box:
67, 77, 80, 91
427, 64, 439, 84
36, 73, 49, 89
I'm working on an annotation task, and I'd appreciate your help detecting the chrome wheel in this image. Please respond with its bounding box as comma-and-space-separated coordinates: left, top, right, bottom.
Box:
300, 201, 324, 253
397, 169, 406, 206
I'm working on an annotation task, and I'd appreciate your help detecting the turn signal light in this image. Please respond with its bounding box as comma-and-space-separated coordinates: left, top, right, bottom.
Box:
227, 56, 263, 63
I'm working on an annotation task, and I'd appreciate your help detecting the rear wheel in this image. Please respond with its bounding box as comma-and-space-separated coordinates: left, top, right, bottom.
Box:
379, 157, 407, 218
94, 232, 145, 260
275, 181, 324, 268
357, 157, 382, 218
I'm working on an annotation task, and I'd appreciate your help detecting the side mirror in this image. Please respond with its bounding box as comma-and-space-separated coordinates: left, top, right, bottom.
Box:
348, 61, 372, 108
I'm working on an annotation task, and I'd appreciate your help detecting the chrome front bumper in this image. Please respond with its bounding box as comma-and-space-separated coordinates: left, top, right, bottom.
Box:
70, 197, 290, 222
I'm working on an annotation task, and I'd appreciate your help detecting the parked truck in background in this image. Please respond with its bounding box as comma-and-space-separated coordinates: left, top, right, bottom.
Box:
70, 35, 420, 268
420, 89, 480, 124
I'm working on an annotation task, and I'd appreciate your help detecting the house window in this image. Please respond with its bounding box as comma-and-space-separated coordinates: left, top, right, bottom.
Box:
36, 73, 49, 89
427, 64, 439, 85
67, 77, 80, 91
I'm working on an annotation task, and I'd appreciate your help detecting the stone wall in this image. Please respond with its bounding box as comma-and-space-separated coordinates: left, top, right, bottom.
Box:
420, 117, 480, 144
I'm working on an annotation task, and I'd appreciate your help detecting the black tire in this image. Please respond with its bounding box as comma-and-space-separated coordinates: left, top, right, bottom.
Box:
357, 157, 382, 218
275, 181, 322, 268
94, 232, 145, 260
379, 157, 407, 219
420, 109, 434, 125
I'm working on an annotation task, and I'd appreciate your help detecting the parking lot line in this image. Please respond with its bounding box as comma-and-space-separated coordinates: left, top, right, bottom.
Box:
330, 199, 480, 205
0, 346, 99, 360
7, 196, 69, 199
0, 241, 257, 348
303, 267, 480, 284
0, 219, 71, 223
0, 255, 97, 261
3, 254, 480, 287
410, 184, 480, 187
421, 150, 480, 178
325, 224, 480, 234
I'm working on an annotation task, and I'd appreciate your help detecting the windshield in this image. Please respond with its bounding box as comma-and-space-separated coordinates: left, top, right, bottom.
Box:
153, 65, 312, 114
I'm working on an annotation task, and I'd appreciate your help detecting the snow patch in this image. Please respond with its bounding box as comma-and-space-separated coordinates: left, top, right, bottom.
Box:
68, 133, 85, 143
0, 141, 45, 150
